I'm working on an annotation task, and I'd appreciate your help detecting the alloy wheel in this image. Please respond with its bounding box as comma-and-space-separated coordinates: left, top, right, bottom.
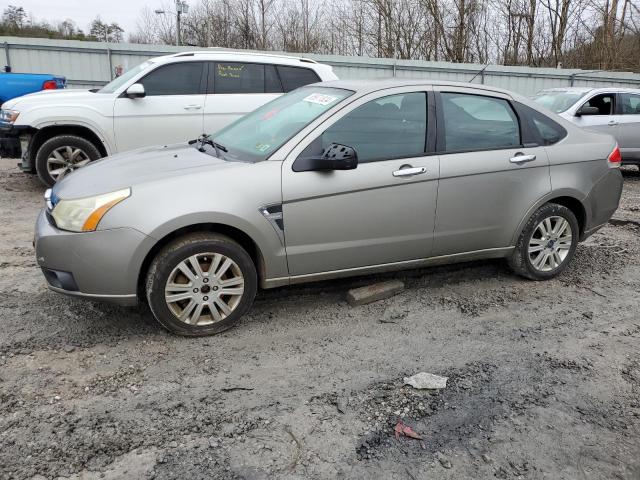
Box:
47, 146, 91, 181
164, 252, 245, 326
527, 216, 573, 272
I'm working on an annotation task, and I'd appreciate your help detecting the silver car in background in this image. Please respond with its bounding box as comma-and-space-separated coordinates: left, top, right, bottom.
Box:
35, 80, 623, 336
534, 87, 640, 166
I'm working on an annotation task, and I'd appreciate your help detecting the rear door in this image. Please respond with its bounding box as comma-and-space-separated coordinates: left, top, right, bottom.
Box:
202, 62, 283, 135
432, 87, 551, 256
113, 61, 206, 152
617, 92, 640, 160
281, 88, 439, 276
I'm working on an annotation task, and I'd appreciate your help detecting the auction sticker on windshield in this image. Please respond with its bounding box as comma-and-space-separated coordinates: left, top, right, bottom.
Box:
303, 93, 338, 106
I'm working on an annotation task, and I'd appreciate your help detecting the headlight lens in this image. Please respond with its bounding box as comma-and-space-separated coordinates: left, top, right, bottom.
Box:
0, 109, 20, 123
51, 188, 131, 232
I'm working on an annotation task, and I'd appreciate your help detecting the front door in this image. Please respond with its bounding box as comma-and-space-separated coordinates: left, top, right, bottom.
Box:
432, 88, 551, 256
617, 92, 640, 160
573, 92, 621, 139
281, 89, 439, 276
113, 61, 206, 152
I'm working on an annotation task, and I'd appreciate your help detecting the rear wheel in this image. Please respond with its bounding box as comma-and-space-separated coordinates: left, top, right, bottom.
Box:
145, 233, 257, 336
508, 203, 579, 280
36, 135, 102, 187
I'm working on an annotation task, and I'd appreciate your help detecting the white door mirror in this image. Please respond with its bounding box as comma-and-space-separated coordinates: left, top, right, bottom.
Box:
125, 83, 146, 99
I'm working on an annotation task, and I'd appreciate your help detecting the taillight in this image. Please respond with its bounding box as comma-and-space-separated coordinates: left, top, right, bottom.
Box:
608, 144, 622, 168
42, 80, 58, 90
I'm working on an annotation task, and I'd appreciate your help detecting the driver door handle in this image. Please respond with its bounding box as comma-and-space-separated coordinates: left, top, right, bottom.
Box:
183, 104, 203, 110
510, 154, 536, 164
393, 166, 427, 177
608, 120, 619, 126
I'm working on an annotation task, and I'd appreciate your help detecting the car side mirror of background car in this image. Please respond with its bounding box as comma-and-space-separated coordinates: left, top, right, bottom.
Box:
576, 105, 599, 117
293, 143, 358, 172
125, 83, 146, 99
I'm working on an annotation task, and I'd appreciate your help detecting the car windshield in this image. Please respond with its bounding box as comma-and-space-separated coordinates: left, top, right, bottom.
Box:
205, 87, 354, 163
533, 90, 588, 113
98, 61, 153, 94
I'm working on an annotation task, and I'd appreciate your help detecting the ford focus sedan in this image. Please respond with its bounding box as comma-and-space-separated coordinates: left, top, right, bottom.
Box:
35, 80, 623, 336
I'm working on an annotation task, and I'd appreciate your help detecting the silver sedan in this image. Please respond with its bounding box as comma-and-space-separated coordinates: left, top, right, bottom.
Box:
35, 79, 623, 336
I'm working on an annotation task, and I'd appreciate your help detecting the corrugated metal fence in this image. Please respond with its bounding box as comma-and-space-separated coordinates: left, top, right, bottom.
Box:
2, 36, 640, 96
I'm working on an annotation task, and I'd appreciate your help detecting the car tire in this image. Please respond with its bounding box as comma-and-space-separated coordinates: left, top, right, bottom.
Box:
508, 203, 579, 280
145, 233, 257, 336
36, 135, 102, 187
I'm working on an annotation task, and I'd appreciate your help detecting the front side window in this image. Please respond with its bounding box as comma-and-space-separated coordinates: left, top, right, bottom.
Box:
209, 87, 353, 163
441, 93, 520, 152
580, 93, 615, 115
619, 93, 640, 115
277, 66, 321, 92
317, 92, 427, 163
140, 62, 204, 96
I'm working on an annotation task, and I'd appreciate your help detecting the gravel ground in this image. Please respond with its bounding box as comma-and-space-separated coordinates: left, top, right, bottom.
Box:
1, 157, 639, 480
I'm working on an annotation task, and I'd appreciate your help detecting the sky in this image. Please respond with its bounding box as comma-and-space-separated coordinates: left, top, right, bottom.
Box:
12, 0, 158, 36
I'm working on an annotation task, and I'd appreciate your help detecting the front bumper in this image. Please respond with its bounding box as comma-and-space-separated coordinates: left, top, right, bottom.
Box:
34, 208, 155, 306
0, 122, 34, 168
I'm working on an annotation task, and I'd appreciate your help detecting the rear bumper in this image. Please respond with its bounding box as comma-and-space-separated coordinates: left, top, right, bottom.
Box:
34, 208, 155, 306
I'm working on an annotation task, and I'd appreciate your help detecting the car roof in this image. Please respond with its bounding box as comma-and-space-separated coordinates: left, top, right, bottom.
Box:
312, 78, 516, 96
152, 50, 320, 67
539, 86, 640, 94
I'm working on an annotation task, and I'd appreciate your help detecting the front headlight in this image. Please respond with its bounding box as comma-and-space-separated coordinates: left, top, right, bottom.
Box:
0, 109, 20, 124
51, 188, 131, 232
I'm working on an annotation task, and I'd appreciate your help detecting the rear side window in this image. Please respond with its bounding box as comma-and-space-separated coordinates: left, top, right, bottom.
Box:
276, 66, 321, 92
619, 93, 640, 115
440, 93, 520, 152
213, 63, 266, 94
521, 104, 567, 145
320, 92, 427, 163
140, 62, 204, 96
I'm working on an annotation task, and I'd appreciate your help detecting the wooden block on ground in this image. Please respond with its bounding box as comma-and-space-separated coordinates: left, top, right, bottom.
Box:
346, 280, 405, 306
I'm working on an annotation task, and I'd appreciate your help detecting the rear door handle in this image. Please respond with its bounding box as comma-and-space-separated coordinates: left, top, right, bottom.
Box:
510, 154, 536, 164
608, 120, 619, 126
393, 166, 427, 177
183, 105, 203, 110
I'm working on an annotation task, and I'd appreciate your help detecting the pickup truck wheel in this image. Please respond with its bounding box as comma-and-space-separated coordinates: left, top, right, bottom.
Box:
508, 203, 579, 280
146, 233, 258, 336
36, 135, 101, 187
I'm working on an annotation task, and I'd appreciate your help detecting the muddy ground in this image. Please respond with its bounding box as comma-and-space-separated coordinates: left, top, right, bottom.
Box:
0, 156, 639, 480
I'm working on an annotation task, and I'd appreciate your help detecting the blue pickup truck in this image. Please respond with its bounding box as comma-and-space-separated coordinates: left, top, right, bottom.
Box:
0, 71, 66, 105
0, 69, 66, 156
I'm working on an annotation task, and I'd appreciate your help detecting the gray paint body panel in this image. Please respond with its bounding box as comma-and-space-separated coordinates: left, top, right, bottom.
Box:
34, 79, 624, 306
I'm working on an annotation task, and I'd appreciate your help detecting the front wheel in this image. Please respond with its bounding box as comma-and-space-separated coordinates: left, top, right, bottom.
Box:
145, 233, 257, 336
36, 135, 102, 187
508, 203, 579, 280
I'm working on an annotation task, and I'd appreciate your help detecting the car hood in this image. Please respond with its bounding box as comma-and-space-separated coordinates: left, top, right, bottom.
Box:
53, 143, 238, 199
4, 89, 106, 110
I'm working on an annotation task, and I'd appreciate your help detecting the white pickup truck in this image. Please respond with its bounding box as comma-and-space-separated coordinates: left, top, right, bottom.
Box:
0, 51, 337, 186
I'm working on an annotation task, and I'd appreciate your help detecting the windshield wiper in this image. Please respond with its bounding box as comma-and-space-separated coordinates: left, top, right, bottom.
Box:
190, 134, 228, 157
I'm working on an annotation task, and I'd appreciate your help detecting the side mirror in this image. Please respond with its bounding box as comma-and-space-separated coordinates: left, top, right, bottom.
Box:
125, 83, 146, 99
576, 105, 599, 117
293, 143, 358, 172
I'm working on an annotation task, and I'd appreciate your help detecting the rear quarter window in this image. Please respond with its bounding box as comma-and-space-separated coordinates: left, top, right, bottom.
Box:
276, 66, 321, 92
516, 103, 567, 146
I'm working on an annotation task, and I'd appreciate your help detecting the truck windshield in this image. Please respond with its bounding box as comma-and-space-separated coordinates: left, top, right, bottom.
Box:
206, 87, 353, 163
98, 61, 153, 94
533, 90, 588, 113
